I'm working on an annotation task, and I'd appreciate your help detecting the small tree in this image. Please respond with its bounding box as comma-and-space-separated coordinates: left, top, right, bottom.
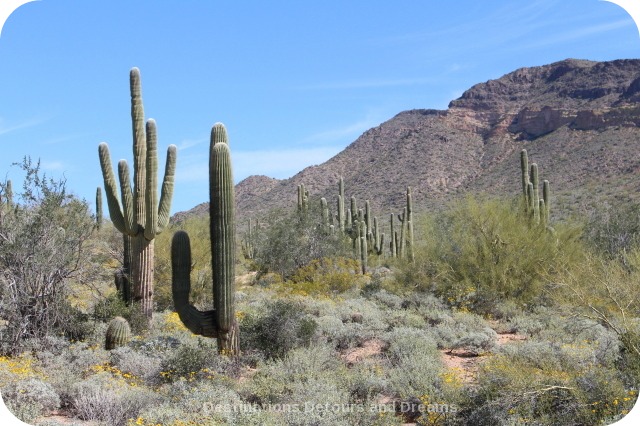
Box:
0, 158, 95, 354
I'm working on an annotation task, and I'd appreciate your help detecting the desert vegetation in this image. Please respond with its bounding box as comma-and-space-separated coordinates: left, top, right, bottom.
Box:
0, 68, 639, 426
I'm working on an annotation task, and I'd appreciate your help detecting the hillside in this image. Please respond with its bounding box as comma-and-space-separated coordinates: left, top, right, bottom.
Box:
176, 58, 640, 223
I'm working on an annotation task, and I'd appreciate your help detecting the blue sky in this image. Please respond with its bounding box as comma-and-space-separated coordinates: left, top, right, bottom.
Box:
0, 0, 639, 215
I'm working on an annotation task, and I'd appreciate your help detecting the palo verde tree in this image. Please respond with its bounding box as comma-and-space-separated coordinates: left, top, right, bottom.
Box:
98, 67, 177, 318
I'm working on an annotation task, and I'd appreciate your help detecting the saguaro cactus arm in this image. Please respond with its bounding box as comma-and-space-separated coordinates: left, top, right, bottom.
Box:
172, 231, 218, 337
157, 144, 177, 234
98, 143, 127, 234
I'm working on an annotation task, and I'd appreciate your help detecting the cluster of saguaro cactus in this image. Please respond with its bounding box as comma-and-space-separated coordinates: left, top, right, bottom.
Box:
241, 218, 257, 259
520, 149, 551, 227
98, 68, 177, 318
105, 316, 131, 350
297, 183, 309, 212
293, 177, 415, 272
172, 123, 239, 356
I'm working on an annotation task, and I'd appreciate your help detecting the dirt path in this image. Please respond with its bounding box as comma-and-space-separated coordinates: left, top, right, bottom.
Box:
440, 328, 527, 385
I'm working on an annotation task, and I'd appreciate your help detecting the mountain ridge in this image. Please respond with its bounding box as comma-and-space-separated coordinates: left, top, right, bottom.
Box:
175, 58, 640, 224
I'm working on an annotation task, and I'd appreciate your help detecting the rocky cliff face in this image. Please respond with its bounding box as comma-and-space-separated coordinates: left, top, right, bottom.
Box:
177, 58, 640, 223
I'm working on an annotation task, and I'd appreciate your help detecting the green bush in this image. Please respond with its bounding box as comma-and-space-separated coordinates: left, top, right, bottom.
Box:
92, 294, 149, 335
251, 204, 351, 279
396, 195, 584, 314
240, 299, 318, 359
159, 339, 220, 382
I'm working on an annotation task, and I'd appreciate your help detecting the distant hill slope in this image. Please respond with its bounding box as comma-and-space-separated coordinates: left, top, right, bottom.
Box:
176, 58, 640, 224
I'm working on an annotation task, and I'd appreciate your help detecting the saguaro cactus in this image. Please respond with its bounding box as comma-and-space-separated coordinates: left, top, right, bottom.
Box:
98, 67, 177, 318
337, 177, 345, 232
297, 184, 309, 212
519, 149, 552, 228
95, 187, 103, 230
105, 317, 131, 350
520, 149, 529, 211
172, 123, 239, 356
405, 187, 415, 263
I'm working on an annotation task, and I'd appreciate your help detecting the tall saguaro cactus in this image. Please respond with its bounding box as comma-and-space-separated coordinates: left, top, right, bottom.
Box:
98, 67, 177, 318
172, 123, 239, 356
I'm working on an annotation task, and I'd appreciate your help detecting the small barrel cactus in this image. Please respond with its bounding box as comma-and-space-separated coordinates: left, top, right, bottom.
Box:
105, 317, 131, 350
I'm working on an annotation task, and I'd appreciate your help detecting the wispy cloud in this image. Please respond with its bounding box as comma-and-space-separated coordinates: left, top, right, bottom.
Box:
514, 18, 633, 50
302, 115, 382, 144
43, 134, 87, 145
0, 116, 48, 136
176, 137, 207, 151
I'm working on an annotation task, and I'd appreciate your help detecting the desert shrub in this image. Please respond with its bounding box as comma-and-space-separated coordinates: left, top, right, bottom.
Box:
552, 248, 640, 385
0, 158, 97, 354
241, 345, 377, 425
93, 294, 151, 335
396, 195, 584, 314
70, 373, 160, 425
240, 298, 318, 359
109, 346, 163, 385
251, 204, 351, 279
305, 296, 388, 349
382, 327, 443, 399
159, 339, 223, 382
370, 290, 404, 310
136, 379, 245, 425
346, 362, 389, 404
429, 311, 497, 353
456, 339, 634, 426
284, 257, 361, 295
583, 200, 640, 259
2, 377, 60, 422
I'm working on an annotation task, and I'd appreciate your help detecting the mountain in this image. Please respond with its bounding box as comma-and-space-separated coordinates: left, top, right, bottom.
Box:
176, 58, 640, 224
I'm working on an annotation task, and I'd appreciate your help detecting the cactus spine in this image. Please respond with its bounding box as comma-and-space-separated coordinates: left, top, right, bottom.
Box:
105, 317, 131, 350
172, 123, 239, 356
98, 68, 177, 318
